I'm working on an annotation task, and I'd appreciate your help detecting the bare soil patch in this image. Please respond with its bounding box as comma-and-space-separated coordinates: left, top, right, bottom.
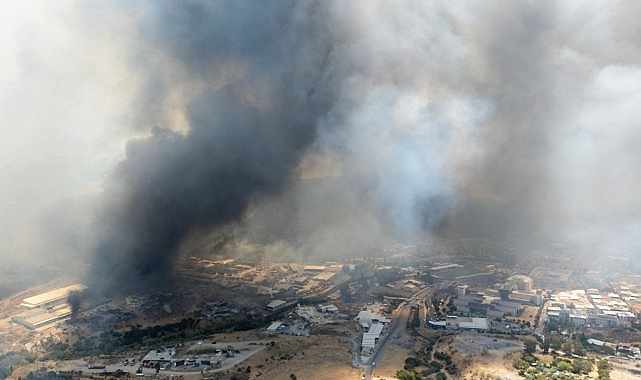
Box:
372, 343, 410, 379
240, 335, 359, 380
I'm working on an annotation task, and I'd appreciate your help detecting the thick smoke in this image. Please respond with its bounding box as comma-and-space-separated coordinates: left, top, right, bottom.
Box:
67, 290, 84, 317
88, 1, 336, 293
5, 1, 641, 293
87, 0, 641, 292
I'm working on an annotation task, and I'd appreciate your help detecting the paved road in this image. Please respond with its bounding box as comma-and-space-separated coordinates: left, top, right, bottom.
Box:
360, 285, 440, 380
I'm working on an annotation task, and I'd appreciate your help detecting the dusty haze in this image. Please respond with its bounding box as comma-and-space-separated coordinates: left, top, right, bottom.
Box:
2, 1, 641, 294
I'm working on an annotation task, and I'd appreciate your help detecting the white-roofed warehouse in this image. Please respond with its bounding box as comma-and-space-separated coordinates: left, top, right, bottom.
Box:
20, 284, 87, 309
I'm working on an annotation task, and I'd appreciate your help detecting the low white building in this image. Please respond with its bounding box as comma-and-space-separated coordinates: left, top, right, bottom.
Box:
445, 316, 489, 331
266, 321, 282, 332
266, 299, 287, 312
355, 310, 390, 328
356, 310, 390, 357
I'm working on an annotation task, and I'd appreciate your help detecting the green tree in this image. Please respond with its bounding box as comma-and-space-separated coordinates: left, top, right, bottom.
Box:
513, 358, 529, 371
396, 369, 422, 380
556, 360, 573, 372
597, 359, 612, 380
572, 358, 593, 374
524, 339, 537, 355
548, 334, 564, 351
542, 338, 550, 354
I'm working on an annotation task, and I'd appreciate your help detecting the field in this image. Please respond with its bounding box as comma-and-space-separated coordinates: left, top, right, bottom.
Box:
371, 342, 410, 379
240, 335, 360, 379
504, 305, 537, 326
450, 334, 523, 380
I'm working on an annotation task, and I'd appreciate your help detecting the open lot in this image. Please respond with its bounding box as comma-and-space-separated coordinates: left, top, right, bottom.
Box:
452, 334, 523, 380
505, 305, 538, 326
240, 335, 360, 379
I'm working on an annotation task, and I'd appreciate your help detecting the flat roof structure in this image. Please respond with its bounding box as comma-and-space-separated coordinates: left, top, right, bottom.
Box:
12, 305, 72, 330
313, 272, 336, 282
362, 323, 385, 349
266, 321, 282, 332
267, 299, 287, 311
355, 310, 387, 326
431, 264, 463, 271
20, 284, 87, 309
458, 317, 489, 330
446, 316, 489, 330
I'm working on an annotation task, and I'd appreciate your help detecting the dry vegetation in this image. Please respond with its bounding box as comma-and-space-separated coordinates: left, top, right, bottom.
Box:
504, 306, 537, 327
372, 343, 411, 379
239, 335, 359, 380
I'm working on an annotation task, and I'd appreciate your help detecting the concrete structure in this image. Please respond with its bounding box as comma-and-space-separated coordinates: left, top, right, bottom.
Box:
266, 321, 282, 332
456, 285, 468, 296
427, 320, 447, 329
12, 305, 72, 330
453, 292, 523, 318
266, 299, 287, 312
20, 283, 87, 309
355, 310, 390, 329
361, 322, 384, 356
313, 272, 336, 283
317, 304, 338, 313
507, 274, 533, 292
547, 289, 638, 328
355, 309, 391, 357
499, 284, 514, 301
445, 316, 489, 331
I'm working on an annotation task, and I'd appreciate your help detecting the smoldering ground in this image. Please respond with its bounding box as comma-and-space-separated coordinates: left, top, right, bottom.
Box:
5, 1, 641, 295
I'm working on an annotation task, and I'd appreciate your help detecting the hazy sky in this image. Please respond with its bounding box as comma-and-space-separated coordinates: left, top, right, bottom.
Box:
3, 1, 641, 287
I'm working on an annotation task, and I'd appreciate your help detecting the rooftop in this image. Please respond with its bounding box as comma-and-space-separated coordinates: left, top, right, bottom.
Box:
20, 284, 87, 309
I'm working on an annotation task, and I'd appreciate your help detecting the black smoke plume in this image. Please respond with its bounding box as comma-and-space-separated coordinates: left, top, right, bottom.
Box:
67, 290, 84, 317
88, 2, 335, 294
82, 1, 641, 294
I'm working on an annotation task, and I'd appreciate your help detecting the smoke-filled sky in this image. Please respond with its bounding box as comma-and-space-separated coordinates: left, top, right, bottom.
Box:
3, 1, 641, 293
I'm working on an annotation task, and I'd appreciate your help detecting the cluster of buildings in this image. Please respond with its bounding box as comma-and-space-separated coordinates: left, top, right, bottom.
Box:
426, 273, 545, 333
265, 303, 347, 336
355, 309, 390, 357
612, 280, 641, 316
451, 274, 541, 319
179, 258, 343, 302
11, 284, 86, 330
547, 288, 637, 328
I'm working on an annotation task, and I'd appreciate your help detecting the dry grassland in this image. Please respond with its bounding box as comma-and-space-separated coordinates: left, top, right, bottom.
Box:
239, 335, 360, 380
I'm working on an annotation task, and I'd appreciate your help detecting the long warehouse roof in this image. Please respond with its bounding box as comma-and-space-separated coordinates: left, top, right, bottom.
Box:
21, 283, 87, 308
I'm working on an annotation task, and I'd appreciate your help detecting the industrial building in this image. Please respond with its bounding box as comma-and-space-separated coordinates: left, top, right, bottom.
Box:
266, 321, 282, 332
355, 309, 390, 357
313, 272, 336, 284
11, 283, 86, 330
361, 323, 384, 356
266, 299, 288, 312
453, 292, 523, 318
506, 274, 533, 292
445, 316, 489, 331
12, 305, 72, 330
355, 310, 390, 329
19, 283, 87, 309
